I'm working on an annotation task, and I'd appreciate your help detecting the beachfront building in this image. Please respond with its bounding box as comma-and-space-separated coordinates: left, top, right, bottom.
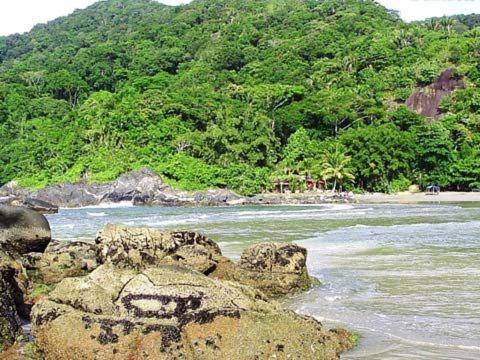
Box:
273, 176, 325, 193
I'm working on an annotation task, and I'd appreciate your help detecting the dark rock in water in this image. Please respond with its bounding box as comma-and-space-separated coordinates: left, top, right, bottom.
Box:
212, 242, 316, 298
193, 189, 243, 206
33, 182, 110, 208
31, 264, 352, 359
0, 250, 27, 350
96, 224, 223, 274
23, 198, 58, 214
0, 196, 58, 215
23, 240, 99, 286
406, 68, 465, 118
0, 182, 28, 200
0, 206, 51, 255
102, 168, 169, 204
29, 168, 177, 208
0, 168, 350, 209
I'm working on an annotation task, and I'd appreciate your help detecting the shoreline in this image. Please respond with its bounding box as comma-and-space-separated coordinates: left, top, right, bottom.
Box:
355, 191, 480, 204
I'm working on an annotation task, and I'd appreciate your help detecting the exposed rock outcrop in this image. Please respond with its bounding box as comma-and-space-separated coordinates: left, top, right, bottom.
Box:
0, 168, 352, 209
101, 168, 171, 204
96, 224, 223, 274
21, 198, 58, 215
406, 68, 465, 118
31, 265, 351, 360
0, 183, 58, 214
0, 250, 27, 350
0, 206, 51, 255
212, 242, 316, 297
30, 168, 177, 208
95, 224, 317, 298
23, 240, 99, 286
192, 189, 243, 206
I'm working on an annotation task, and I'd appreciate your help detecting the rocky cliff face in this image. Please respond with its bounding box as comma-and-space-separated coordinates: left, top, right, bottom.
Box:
0, 168, 243, 208
406, 68, 465, 118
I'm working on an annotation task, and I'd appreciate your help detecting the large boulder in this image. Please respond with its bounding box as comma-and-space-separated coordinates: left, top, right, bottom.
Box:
31, 265, 352, 359
0, 250, 27, 350
96, 225, 316, 298
103, 168, 169, 204
212, 242, 316, 297
23, 240, 99, 286
193, 189, 244, 206
32, 182, 110, 208
22, 198, 58, 214
0, 206, 51, 255
96, 224, 223, 274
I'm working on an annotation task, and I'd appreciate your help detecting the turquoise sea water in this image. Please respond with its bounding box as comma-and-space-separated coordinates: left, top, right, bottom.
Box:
46, 203, 480, 359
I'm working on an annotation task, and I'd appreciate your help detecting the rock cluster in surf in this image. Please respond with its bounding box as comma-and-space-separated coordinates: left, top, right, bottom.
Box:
0, 207, 355, 359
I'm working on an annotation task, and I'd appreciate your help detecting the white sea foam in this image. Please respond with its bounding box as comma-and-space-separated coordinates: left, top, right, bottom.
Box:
87, 212, 107, 217
216, 241, 244, 247
75, 201, 134, 209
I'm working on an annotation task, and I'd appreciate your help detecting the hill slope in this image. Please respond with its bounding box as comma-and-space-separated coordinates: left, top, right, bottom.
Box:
0, 0, 479, 194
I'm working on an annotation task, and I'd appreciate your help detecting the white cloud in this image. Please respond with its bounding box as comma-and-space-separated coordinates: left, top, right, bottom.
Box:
376, 0, 480, 22
0, 0, 479, 36
0, 0, 191, 36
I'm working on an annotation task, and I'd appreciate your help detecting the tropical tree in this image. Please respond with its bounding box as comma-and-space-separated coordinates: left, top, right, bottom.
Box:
317, 145, 355, 192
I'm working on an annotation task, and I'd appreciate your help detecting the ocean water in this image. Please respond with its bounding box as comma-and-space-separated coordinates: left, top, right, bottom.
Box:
46, 203, 480, 359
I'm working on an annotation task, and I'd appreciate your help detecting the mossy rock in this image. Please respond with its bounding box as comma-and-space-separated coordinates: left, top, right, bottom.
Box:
31, 265, 353, 359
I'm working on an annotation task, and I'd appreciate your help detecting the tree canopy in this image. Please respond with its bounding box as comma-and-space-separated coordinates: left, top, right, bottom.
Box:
0, 0, 479, 194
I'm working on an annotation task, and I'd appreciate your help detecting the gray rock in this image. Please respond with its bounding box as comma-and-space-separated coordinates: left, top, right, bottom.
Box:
103, 168, 169, 204
193, 189, 243, 206
0, 206, 51, 255
22, 198, 58, 214
212, 242, 316, 297
23, 240, 98, 286
31, 265, 353, 359
0, 250, 26, 350
33, 182, 110, 208
95, 224, 223, 274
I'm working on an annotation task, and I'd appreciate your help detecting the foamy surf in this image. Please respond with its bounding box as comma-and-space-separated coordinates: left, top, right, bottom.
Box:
87, 212, 107, 217
45, 203, 480, 359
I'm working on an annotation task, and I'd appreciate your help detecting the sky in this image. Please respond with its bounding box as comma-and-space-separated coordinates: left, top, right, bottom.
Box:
0, 0, 479, 36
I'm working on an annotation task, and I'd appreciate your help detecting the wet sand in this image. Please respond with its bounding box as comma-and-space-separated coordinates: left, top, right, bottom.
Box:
357, 192, 480, 204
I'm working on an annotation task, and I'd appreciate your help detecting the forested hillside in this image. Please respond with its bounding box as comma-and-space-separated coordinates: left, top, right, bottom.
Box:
0, 0, 479, 195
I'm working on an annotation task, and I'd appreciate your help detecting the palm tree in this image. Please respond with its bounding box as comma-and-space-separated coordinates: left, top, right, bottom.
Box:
439, 17, 456, 35
318, 145, 355, 192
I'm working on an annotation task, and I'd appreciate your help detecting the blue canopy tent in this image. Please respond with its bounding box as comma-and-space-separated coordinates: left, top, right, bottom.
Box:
426, 185, 440, 195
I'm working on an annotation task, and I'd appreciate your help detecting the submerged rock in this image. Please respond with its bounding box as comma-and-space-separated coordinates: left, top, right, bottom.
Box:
23, 240, 99, 286
213, 242, 316, 297
96, 224, 223, 274
31, 265, 351, 359
0, 206, 51, 255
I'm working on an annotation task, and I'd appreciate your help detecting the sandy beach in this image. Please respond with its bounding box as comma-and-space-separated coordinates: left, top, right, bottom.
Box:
356, 191, 480, 204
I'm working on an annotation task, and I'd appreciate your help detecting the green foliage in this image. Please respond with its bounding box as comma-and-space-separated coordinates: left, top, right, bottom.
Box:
317, 144, 355, 192
30, 283, 52, 298
340, 124, 417, 192
0, 0, 479, 194
390, 177, 412, 193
